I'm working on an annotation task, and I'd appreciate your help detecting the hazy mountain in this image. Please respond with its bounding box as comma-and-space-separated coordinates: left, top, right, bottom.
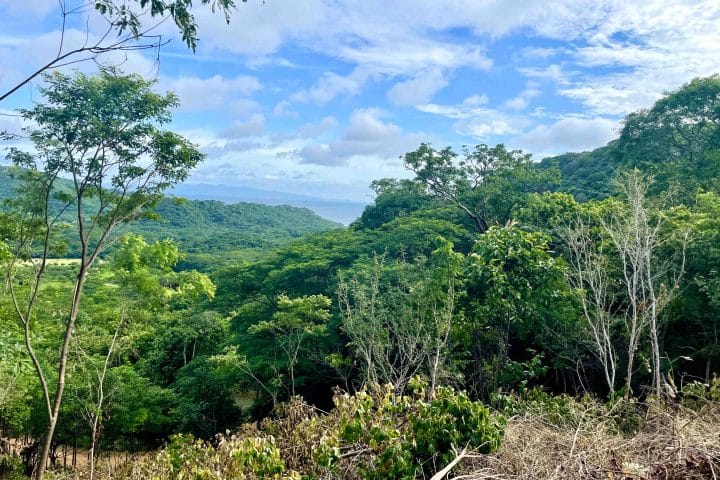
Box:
171, 183, 368, 225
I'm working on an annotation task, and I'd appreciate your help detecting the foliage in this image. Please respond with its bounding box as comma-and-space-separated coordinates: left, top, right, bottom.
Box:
118, 382, 504, 480
0, 455, 25, 480
405, 143, 559, 232
462, 224, 577, 395
5, 72, 720, 479
0, 0, 240, 102
320, 384, 503, 479
248, 294, 331, 396
93, 0, 237, 51
618, 76, 720, 195
126, 433, 297, 480
539, 142, 621, 201
0, 166, 340, 268
338, 243, 462, 393
3, 68, 206, 479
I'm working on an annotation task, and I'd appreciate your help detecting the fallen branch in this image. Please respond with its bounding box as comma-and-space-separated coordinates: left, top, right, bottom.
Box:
431, 448, 468, 480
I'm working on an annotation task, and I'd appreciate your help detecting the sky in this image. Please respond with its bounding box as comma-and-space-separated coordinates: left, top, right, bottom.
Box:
2, 0, 720, 210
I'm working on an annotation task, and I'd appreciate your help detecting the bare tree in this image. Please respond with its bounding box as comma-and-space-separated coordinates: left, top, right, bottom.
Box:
426, 282, 456, 394
338, 254, 456, 394
603, 171, 686, 397
565, 220, 618, 394
80, 314, 124, 480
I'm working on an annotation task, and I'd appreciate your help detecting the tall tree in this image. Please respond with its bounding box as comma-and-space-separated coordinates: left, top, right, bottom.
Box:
618, 75, 720, 196
602, 171, 686, 397
404, 143, 558, 233
3, 69, 202, 479
463, 224, 575, 395
565, 218, 618, 394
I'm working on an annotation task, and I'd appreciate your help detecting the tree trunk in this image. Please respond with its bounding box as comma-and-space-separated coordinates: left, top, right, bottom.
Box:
34, 268, 86, 480
625, 349, 635, 400
706, 358, 712, 383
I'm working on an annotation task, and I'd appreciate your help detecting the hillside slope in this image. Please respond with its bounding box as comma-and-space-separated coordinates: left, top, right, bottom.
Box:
0, 166, 342, 267
538, 141, 621, 201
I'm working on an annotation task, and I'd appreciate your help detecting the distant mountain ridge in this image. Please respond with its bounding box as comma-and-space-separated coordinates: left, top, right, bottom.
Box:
171, 183, 367, 225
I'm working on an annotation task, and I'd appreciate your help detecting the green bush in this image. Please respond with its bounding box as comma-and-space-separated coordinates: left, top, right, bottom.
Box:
0, 455, 26, 480
682, 377, 720, 410
120, 382, 504, 479
319, 383, 505, 479
128, 433, 298, 480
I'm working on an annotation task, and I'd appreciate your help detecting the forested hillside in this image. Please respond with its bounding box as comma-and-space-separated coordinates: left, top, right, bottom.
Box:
2, 70, 720, 480
0, 166, 341, 268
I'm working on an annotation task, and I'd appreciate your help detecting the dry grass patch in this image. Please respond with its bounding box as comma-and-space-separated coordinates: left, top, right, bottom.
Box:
460, 399, 720, 479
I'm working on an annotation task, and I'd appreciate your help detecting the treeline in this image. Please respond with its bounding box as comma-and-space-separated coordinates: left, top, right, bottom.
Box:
1, 72, 720, 479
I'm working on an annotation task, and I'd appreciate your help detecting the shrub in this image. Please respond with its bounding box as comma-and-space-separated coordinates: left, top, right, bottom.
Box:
120, 381, 504, 479
318, 383, 505, 479
126, 434, 298, 480
0, 455, 25, 480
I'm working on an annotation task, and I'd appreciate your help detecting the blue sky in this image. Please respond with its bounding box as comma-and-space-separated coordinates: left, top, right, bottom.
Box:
2, 0, 720, 206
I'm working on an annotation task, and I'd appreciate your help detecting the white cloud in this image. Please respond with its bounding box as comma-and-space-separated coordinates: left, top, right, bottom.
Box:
162, 75, 261, 112
387, 69, 449, 107
290, 67, 371, 105
462, 94, 489, 107
189, 0, 327, 57
272, 100, 298, 117
297, 116, 338, 137
503, 83, 542, 111
519, 64, 573, 85
220, 114, 266, 139
548, 2, 720, 114
0, 0, 56, 17
417, 102, 531, 140
295, 108, 423, 166
512, 116, 619, 156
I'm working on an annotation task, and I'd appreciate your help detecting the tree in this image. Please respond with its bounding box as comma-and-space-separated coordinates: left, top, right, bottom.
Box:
463, 224, 575, 395
564, 218, 619, 394
663, 192, 720, 382
248, 295, 331, 396
353, 179, 435, 230
81, 315, 124, 480
423, 238, 464, 393
404, 143, 559, 233
339, 255, 429, 392
3, 69, 202, 479
0, 0, 240, 103
618, 76, 720, 196
338, 247, 462, 394
602, 171, 686, 397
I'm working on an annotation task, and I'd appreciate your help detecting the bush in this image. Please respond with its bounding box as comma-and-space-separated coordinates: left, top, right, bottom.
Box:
120, 381, 505, 479
681, 376, 720, 411
126, 434, 298, 480
0, 455, 26, 480
317, 383, 505, 479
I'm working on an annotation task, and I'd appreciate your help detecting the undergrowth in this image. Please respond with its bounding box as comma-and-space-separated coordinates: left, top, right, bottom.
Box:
37, 378, 720, 479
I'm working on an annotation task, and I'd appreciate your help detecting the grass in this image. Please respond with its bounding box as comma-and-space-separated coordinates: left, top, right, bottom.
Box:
459, 397, 720, 479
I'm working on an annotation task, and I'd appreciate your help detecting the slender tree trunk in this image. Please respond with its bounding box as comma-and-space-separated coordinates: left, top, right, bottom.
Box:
35, 267, 87, 480
625, 348, 635, 400
706, 358, 712, 383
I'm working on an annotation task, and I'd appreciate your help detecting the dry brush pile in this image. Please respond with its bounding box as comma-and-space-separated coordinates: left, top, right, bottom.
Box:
462, 384, 720, 480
